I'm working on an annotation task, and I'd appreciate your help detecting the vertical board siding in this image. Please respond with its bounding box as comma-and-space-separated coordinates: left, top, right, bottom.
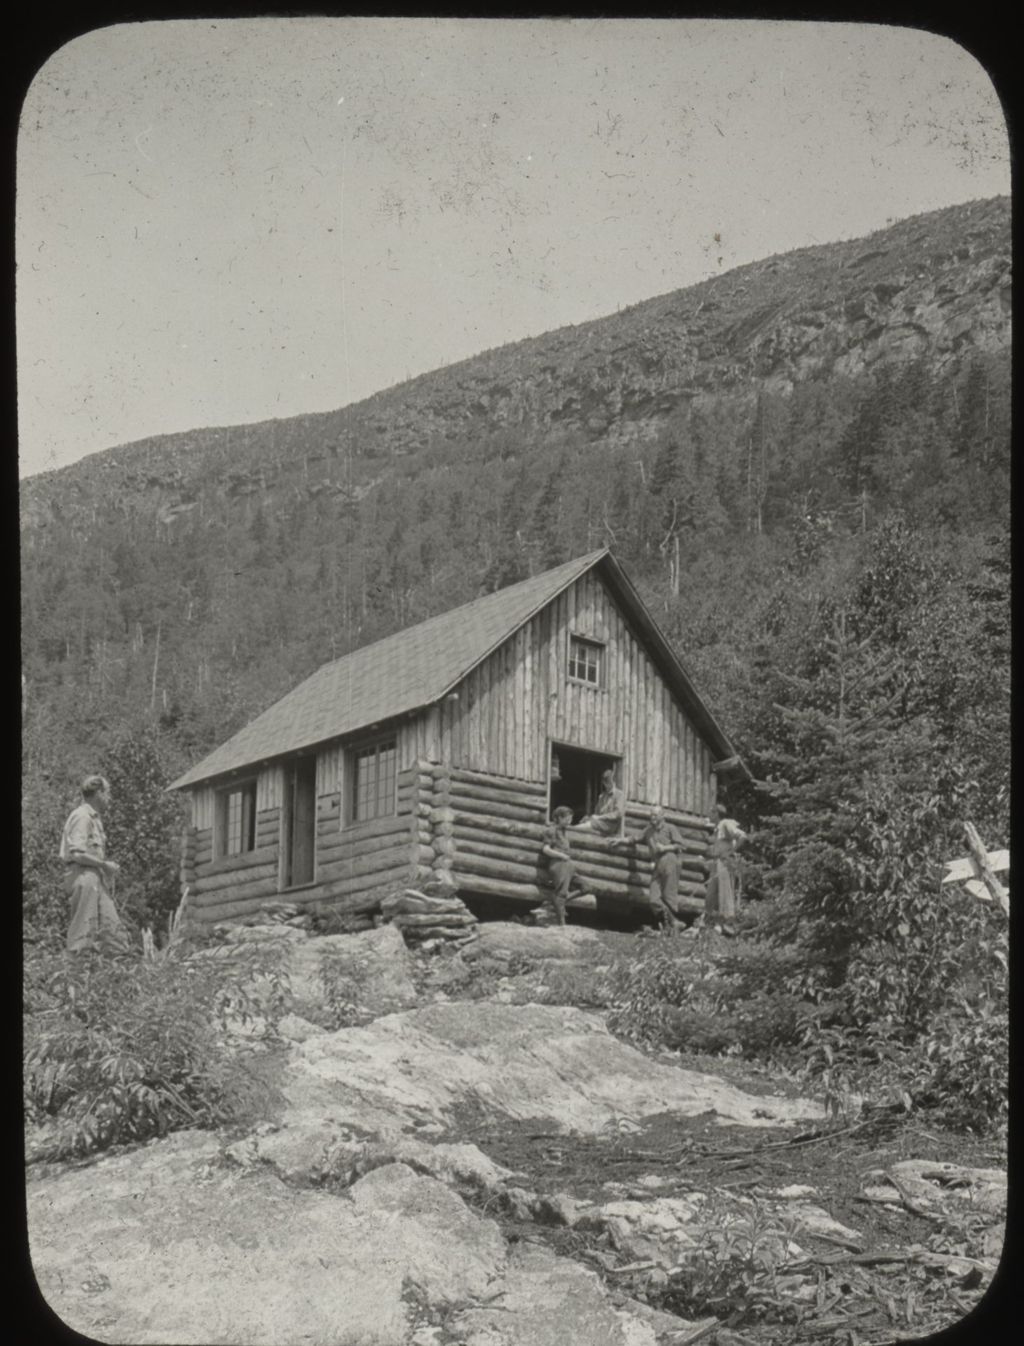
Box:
316, 744, 343, 797
441, 572, 710, 814
257, 766, 284, 812
192, 787, 213, 831
397, 720, 421, 771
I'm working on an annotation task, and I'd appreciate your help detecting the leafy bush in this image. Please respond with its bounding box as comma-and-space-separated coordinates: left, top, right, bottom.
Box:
24, 939, 289, 1160
909, 923, 1008, 1133
316, 949, 378, 1028
915, 1000, 1008, 1134
531, 959, 619, 1010
607, 935, 809, 1059
661, 1192, 800, 1325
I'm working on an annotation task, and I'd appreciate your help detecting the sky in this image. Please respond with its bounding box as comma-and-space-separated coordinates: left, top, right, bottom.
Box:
16, 18, 1010, 480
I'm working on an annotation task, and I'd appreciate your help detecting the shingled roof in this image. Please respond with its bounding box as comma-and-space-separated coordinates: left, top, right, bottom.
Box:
169, 551, 604, 789
169, 548, 743, 791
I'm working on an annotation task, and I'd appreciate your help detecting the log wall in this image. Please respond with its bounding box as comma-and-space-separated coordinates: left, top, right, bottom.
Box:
437, 566, 715, 812
186, 757, 423, 925
181, 560, 725, 923
418, 763, 711, 918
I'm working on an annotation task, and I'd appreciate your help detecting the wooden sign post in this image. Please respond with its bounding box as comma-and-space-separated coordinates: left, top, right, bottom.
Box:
942, 823, 1009, 918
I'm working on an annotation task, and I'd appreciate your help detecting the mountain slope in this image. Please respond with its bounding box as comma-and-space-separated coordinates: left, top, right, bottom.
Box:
21, 196, 1009, 533
20, 197, 1011, 950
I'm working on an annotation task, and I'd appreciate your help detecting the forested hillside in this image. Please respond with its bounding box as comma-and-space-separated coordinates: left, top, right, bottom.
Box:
22, 197, 1010, 941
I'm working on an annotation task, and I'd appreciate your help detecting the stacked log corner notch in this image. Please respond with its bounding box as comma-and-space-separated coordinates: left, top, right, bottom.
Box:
421, 762, 712, 917
415, 759, 457, 894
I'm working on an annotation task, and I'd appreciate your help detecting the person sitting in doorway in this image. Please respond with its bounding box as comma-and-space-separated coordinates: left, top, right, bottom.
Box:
574, 769, 627, 844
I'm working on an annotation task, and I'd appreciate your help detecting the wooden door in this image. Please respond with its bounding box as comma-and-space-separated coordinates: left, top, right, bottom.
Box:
284, 756, 316, 888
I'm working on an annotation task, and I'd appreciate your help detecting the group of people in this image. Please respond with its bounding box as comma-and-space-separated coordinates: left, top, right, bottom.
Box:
56, 766, 747, 950
539, 768, 747, 931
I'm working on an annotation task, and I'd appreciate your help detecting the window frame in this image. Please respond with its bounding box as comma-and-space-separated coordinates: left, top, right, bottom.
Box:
347, 734, 399, 826
213, 777, 258, 860
567, 633, 606, 689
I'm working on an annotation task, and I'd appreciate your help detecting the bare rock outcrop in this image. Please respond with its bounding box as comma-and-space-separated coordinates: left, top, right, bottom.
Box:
283, 1001, 823, 1135
27, 1136, 688, 1346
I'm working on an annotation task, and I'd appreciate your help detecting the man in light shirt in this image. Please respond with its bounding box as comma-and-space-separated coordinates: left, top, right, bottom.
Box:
575, 768, 625, 837
60, 775, 128, 953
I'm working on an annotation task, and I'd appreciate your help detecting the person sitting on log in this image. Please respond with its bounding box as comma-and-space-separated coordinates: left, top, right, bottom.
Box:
643, 806, 686, 935
539, 805, 577, 926
574, 769, 627, 846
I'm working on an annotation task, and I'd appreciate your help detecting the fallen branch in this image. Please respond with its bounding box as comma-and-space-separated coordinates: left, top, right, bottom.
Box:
608, 1260, 658, 1276
886, 1174, 942, 1222
687, 1120, 869, 1165
661, 1321, 717, 1346
800, 1229, 866, 1253
799, 1306, 877, 1334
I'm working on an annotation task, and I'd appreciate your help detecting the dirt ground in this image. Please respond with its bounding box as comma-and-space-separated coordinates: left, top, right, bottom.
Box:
438, 1097, 1005, 1344
412, 922, 1007, 1346
27, 923, 1006, 1346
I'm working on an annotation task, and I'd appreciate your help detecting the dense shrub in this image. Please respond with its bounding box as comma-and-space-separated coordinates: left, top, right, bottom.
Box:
316, 949, 380, 1028
608, 934, 810, 1060
24, 940, 289, 1160
914, 987, 1009, 1133
99, 730, 188, 932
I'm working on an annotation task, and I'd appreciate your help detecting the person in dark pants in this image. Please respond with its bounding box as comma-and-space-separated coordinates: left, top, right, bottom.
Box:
643, 806, 685, 934
539, 805, 576, 925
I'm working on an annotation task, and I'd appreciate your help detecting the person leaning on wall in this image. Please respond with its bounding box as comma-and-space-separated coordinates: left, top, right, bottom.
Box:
60, 774, 129, 954
538, 805, 577, 926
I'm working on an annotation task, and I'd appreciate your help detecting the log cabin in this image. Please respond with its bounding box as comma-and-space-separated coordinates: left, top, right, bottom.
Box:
168, 549, 748, 926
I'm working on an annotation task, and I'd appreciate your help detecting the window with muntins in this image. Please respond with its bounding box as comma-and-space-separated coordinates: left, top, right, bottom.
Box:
352, 738, 398, 822
215, 781, 256, 858
568, 635, 604, 686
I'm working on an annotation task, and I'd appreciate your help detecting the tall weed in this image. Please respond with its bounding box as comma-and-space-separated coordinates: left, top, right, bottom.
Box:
24, 939, 289, 1159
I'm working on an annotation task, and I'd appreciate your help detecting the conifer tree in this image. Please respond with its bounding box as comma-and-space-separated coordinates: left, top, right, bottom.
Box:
99, 729, 187, 932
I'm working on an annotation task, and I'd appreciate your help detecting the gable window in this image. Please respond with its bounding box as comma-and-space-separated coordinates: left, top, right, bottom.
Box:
352, 737, 398, 822
568, 635, 604, 687
215, 780, 256, 858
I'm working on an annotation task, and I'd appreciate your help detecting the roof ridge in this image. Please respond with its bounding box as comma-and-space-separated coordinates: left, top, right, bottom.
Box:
168, 548, 610, 790
317, 547, 609, 673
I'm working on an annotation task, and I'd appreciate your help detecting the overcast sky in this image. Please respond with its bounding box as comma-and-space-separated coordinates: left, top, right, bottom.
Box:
16, 18, 1009, 480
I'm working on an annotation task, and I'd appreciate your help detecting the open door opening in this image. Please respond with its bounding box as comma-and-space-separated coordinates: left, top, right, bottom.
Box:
282, 755, 317, 889
548, 743, 621, 823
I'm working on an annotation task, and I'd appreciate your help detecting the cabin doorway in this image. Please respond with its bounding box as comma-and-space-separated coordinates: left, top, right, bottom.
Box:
548, 743, 621, 823
282, 755, 317, 889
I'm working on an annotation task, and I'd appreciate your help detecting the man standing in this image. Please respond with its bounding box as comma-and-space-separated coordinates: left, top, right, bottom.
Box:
575, 768, 625, 838
643, 805, 685, 933
60, 775, 128, 954
539, 805, 577, 926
